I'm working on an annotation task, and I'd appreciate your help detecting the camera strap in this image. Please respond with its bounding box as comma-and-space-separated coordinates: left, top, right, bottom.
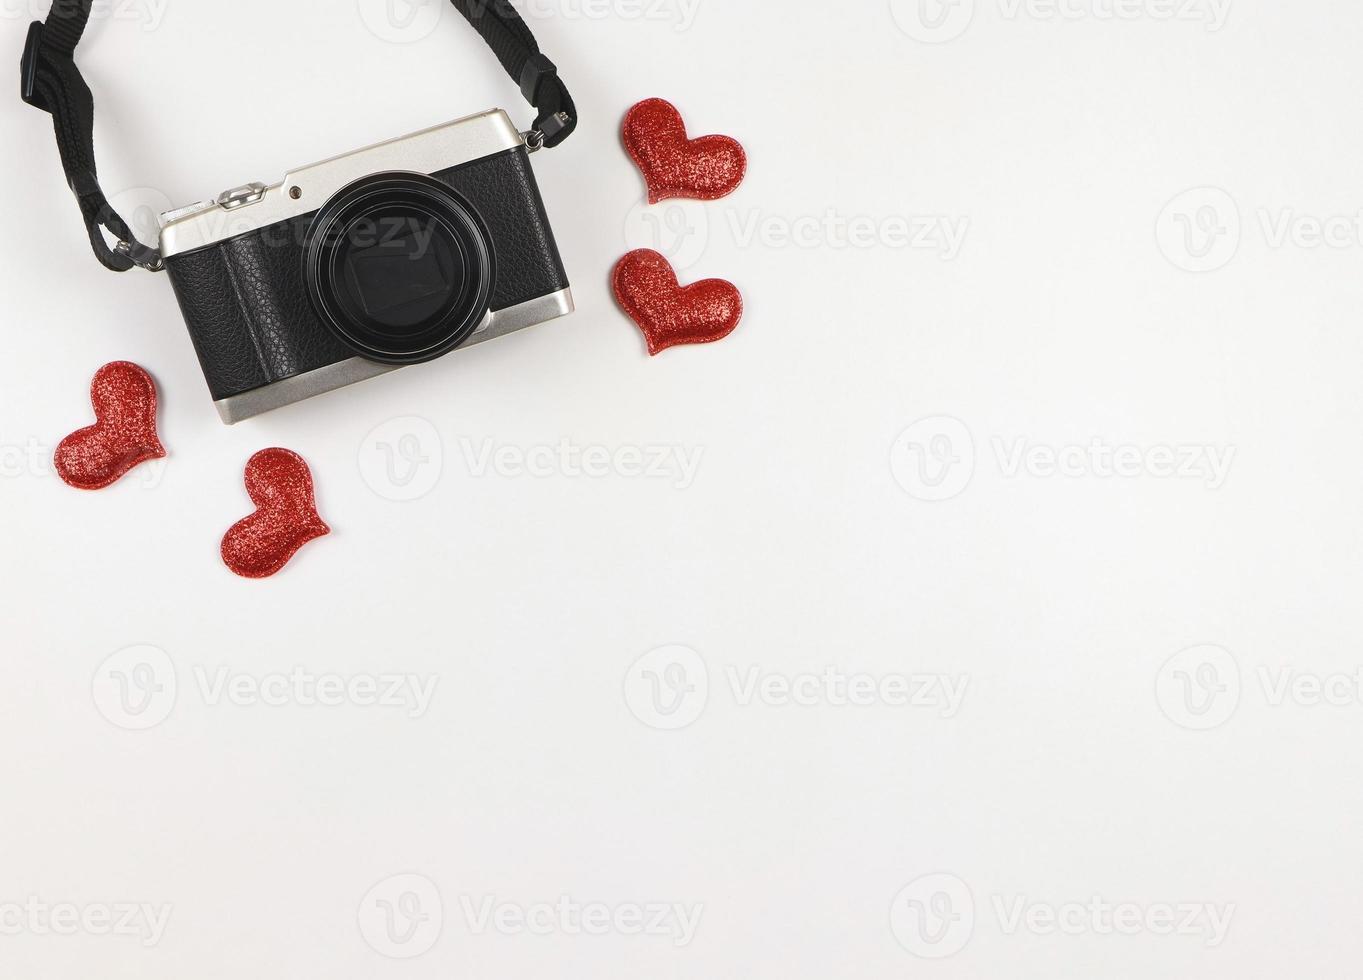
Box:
20, 0, 578, 273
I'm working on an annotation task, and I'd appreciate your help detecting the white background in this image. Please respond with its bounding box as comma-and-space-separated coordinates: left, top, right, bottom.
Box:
2, 0, 1361, 976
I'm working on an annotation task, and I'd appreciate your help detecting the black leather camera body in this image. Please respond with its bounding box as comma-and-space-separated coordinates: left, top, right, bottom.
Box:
158, 109, 573, 423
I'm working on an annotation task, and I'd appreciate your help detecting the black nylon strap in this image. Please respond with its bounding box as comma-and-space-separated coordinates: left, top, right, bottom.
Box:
450, 0, 577, 146
22, 3, 142, 270
21, 0, 577, 272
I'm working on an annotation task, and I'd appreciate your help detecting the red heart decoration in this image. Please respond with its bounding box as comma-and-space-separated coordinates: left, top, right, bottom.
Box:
623, 98, 747, 204
55, 361, 167, 491
221, 448, 330, 579
612, 249, 743, 355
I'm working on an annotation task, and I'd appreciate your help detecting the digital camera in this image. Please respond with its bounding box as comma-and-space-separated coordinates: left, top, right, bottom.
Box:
158, 109, 573, 423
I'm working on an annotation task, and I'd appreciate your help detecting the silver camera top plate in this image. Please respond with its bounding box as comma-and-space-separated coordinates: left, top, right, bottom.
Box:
158, 109, 524, 259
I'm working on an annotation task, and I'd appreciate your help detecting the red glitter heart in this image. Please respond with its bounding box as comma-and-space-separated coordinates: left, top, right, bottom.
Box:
54, 361, 167, 491
612, 249, 743, 355
623, 98, 747, 204
221, 448, 330, 579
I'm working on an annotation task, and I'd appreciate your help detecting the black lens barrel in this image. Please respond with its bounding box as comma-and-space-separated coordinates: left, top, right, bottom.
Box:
303, 173, 496, 364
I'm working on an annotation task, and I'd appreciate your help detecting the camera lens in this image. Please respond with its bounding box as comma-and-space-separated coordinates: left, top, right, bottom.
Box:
303, 173, 495, 364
